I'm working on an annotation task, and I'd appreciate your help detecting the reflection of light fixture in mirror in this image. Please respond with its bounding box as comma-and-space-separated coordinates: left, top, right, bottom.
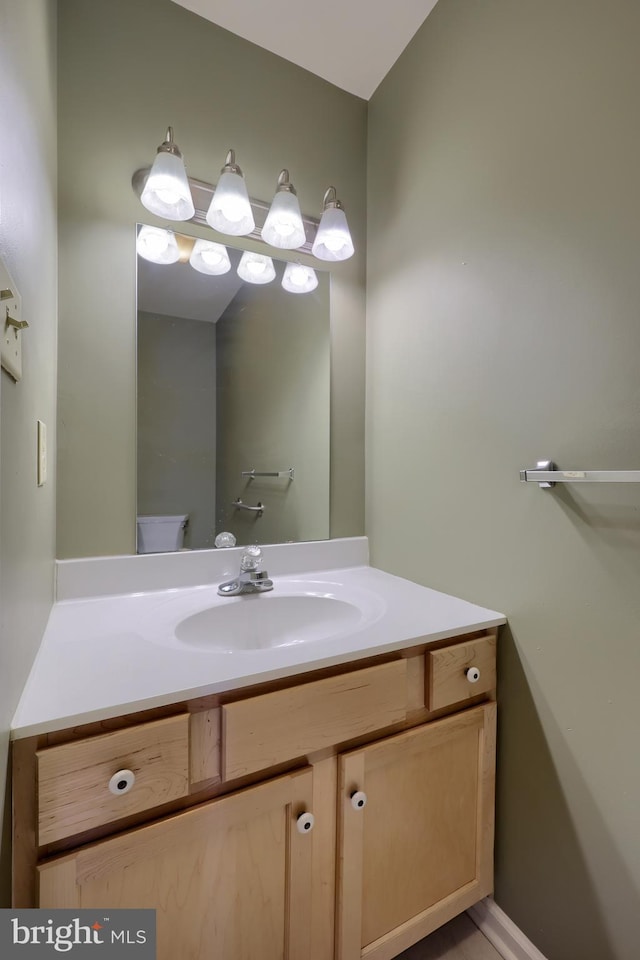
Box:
189, 239, 231, 275
262, 170, 306, 249
237, 250, 276, 284
206, 150, 255, 236
281, 262, 318, 294
140, 127, 195, 221
311, 186, 354, 261
136, 225, 180, 264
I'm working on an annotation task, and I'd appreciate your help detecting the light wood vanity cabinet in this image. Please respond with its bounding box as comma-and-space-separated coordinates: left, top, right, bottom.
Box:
13, 629, 497, 960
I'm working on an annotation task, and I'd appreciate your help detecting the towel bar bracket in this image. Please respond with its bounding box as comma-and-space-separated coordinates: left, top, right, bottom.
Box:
520, 460, 557, 489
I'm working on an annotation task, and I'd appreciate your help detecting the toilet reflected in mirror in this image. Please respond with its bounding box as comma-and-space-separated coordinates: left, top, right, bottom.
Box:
137, 514, 189, 554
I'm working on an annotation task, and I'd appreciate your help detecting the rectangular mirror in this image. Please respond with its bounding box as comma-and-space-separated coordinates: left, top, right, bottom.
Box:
136, 226, 330, 552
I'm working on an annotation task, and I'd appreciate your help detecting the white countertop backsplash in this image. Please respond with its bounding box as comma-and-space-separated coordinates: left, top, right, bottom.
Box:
55, 536, 371, 601
12, 538, 505, 739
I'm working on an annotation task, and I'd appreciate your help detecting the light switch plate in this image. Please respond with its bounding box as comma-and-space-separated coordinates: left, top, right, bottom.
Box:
1, 257, 24, 382
37, 420, 47, 486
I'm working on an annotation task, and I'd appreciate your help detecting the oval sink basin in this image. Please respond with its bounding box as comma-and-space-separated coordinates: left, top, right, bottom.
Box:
175, 593, 367, 652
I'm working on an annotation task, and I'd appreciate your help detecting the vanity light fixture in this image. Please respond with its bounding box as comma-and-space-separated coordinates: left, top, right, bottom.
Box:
261, 170, 306, 250
206, 150, 255, 236
140, 128, 195, 222
281, 261, 318, 294
237, 250, 276, 284
136, 225, 180, 264
311, 186, 355, 261
134, 132, 356, 258
189, 238, 231, 276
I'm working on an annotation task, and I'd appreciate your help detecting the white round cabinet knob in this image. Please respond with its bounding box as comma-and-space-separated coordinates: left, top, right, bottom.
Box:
466, 666, 481, 683
296, 812, 315, 834
108, 769, 136, 796
350, 791, 367, 811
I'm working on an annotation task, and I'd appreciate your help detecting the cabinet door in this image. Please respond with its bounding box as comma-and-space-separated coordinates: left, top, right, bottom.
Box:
336, 703, 496, 960
38, 767, 314, 960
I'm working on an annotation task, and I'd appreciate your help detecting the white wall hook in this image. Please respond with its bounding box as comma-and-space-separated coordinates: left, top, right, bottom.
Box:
1, 259, 24, 381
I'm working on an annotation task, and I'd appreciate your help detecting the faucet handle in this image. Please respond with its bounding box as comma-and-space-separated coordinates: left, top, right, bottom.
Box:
215, 531, 237, 548
240, 545, 263, 572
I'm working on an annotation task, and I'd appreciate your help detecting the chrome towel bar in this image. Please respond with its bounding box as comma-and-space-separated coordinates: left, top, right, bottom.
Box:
520, 459, 640, 489
242, 468, 294, 480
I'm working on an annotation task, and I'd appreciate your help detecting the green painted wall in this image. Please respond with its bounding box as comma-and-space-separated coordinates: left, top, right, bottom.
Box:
0, 0, 57, 905
57, 0, 366, 557
367, 2, 640, 958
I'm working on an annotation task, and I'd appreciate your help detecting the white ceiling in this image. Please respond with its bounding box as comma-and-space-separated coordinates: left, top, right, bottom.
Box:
171, 0, 439, 100
138, 254, 243, 324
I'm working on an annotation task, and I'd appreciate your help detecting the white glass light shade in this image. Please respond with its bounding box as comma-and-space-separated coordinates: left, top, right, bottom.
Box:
136, 225, 180, 264
312, 206, 354, 261
281, 262, 318, 294
189, 239, 231, 275
206, 171, 255, 236
237, 251, 276, 284
262, 191, 306, 249
140, 151, 195, 221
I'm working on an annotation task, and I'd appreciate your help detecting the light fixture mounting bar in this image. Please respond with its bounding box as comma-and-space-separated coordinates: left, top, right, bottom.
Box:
132, 168, 319, 254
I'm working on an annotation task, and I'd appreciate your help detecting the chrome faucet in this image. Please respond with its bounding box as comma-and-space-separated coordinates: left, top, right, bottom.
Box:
217, 545, 274, 596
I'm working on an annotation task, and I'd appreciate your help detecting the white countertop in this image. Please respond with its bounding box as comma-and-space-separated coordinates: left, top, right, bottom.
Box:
12, 543, 505, 739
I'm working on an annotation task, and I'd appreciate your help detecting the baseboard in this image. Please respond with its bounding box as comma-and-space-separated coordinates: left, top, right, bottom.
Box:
467, 898, 548, 960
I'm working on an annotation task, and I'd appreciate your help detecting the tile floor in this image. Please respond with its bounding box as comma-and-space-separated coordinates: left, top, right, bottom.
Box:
396, 913, 503, 960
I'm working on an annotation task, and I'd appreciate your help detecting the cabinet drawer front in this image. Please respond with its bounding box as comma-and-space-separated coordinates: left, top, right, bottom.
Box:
222, 660, 407, 781
427, 635, 496, 711
37, 715, 190, 845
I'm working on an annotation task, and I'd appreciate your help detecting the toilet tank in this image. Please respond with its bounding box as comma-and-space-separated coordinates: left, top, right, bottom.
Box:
136, 515, 188, 554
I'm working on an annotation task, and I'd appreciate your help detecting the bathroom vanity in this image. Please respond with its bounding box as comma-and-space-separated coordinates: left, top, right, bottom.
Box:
11, 539, 504, 960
